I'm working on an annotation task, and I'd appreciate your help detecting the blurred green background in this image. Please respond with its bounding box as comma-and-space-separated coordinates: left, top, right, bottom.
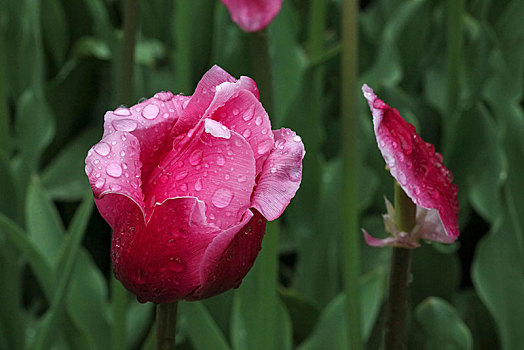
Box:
1, 0, 523, 349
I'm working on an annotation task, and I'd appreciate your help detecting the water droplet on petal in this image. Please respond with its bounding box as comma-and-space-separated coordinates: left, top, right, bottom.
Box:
179, 183, 188, 192
114, 107, 131, 116
112, 119, 138, 132
107, 163, 123, 178
257, 140, 273, 155
175, 171, 188, 180
293, 135, 302, 142
142, 104, 160, 119
237, 175, 247, 183
216, 154, 226, 166
255, 116, 262, 126
160, 174, 169, 183
398, 172, 407, 185
189, 149, 203, 166
94, 142, 111, 156
169, 257, 186, 272
95, 178, 105, 189
212, 188, 233, 208
232, 108, 239, 115
194, 178, 202, 191
243, 129, 251, 138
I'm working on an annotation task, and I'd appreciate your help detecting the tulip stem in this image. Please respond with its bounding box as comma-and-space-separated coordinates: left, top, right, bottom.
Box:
117, 0, 139, 105
341, 0, 361, 348
384, 183, 416, 350
156, 302, 178, 350
249, 29, 274, 116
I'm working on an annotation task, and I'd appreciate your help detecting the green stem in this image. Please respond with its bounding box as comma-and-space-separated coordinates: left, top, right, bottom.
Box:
384, 183, 416, 350
444, 0, 464, 157
156, 302, 178, 350
111, 279, 128, 350
341, 0, 361, 348
0, 32, 8, 158
112, 0, 139, 348
249, 29, 274, 116
117, 0, 139, 105
174, 0, 192, 93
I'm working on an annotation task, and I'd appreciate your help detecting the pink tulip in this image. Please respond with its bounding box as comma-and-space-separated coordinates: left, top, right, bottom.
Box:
85, 65, 304, 303
361, 84, 459, 248
221, 0, 282, 32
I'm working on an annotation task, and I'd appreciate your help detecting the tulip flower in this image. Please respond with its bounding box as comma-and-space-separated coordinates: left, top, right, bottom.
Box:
85, 65, 304, 303
221, 0, 282, 32
361, 84, 459, 248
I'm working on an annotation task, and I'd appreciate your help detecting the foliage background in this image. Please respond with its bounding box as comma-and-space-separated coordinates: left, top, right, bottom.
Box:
1, 0, 523, 349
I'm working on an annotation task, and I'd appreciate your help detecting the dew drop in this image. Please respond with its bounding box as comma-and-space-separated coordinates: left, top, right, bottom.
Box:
293, 135, 302, 142
114, 107, 131, 116
212, 188, 233, 208
179, 183, 188, 192
255, 116, 262, 126
257, 140, 272, 155
275, 139, 286, 149
232, 108, 239, 115
189, 149, 203, 166
160, 174, 169, 183
242, 108, 253, 121
398, 172, 407, 185
107, 163, 123, 178
216, 154, 226, 166
194, 178, 202, 191
112, 119, 138, 132
237, 175, 247, 183
242, 129, 251, 138
175, 171, 188, 180
169, 257, 186, 272
94, 142, 111, 156
94, 178, 105, 189
142, 104, 160, 119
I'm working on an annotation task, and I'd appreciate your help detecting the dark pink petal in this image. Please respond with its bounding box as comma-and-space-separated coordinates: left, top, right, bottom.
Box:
362, 84, 459, 240
362, 229, 420, 249
251, 128, 305, 221
144, 119, 256, 229
189, 209, 266, 300
103, 92, 190, 181
169, 66, 260, 145
112, 197, 222, 303
221, 0, 282, 32
211, 89, 274, 174
85, 131, 145, 225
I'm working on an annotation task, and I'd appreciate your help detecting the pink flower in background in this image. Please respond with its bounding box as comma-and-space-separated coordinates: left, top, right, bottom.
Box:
85, 65, 304, 303
361, 84, 459, 248
221, 0, 282, 32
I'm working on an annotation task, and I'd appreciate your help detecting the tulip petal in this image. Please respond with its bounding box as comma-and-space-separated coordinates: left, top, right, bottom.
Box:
103, 92, 190, 181
170, 66, 260, 144
189, 209, 266, 300
362, 229, 420, 249
113, 197, 222, 303
85, 131, 145, 226
211, 89, 274, 173
362, 84, 459, 240
251, 128, 305, 221
144, 119, 256, 229
221, 0, 282, 32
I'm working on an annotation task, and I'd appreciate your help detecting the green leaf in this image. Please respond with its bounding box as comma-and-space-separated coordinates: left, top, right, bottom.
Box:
279, 289, 320, 345
179, 301, 230, 350
41, 0, 68, 67
41, 127, 99, 201
411, 244, 461, 306
472, 215, 524, 349
231, 221, 291, 349
31, 194, 93, 350
297, 268, 388, 349
26, 177, 65, 265
13, 90, 55, 191
455, 289, 499, 350
415, 297, 473, 350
